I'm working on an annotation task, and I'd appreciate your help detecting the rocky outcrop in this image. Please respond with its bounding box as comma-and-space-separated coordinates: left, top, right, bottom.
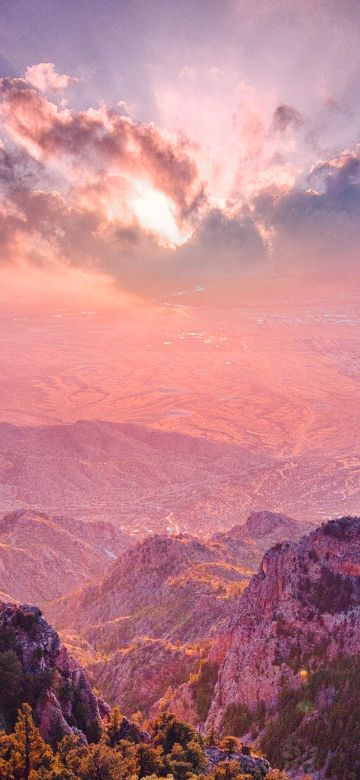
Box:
156, 516, 360, 741
45, 532, 251, 716
90, 638, 201, 716
205, 746, 270, 777
47, 532, 250, 638
205, 516, 360, 731
0, 602, 104, 743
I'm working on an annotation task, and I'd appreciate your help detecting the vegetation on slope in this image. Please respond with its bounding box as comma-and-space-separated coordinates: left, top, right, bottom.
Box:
190, 659, 219, 722
260, 655, 360, 779
0, 706, 286, 780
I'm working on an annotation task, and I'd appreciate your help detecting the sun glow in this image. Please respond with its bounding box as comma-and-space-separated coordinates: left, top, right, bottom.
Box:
128, 178, 185, 247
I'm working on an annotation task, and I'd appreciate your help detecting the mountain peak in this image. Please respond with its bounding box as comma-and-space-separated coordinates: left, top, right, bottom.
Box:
243, 510, 298, 537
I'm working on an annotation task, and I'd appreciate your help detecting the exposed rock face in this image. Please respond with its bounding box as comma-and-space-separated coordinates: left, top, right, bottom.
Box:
0, 602, 104, 743
150, 680, 199, 727
205, 746, 270, 777
46, 532, 251, 715
0, 509, 130, 604
205, 516, 360, 731
91, 637, 201, 716
46, 511, 311, 718
48, 533, 250, 638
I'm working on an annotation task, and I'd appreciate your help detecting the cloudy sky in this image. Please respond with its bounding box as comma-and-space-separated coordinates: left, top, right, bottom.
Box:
1, 0, 360, 305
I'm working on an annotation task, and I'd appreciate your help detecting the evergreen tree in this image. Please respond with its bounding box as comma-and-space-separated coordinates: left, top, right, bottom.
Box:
7, 703, 54, 780
78, 742, 133, 780
205, 729, 218, 747
136, 742, 165, 778
0, 651, 23, 727
56, 733, 88, 778
220, 736, 238, 758
102, 706, 124, 747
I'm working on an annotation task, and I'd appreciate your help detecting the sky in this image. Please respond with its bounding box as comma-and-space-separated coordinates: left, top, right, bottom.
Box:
0, 0, 360, 308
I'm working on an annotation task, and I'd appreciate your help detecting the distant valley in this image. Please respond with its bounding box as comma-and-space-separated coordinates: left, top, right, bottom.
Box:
0, 418, 358, 536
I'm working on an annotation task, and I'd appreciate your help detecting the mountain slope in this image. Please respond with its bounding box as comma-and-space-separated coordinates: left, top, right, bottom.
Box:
0, 602, 105, 743
1, 418, 352, 537
161, 517, 360, 777
0, 419, 268, 535
0, 509, 130, 604
212, 510, 313, 569
46, 511, 311, 716
46, 532, 251, 714
206, 516, 360, 731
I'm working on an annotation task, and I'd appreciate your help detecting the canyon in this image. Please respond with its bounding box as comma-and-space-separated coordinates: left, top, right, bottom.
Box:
1, 515, 359, 778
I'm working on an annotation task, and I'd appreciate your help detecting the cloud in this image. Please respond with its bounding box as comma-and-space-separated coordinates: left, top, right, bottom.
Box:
0, 64, 359, 298
253, 147, 360, 265
24, 63, 79, 93
272, 104, 305, 134
0, 74, 203, 228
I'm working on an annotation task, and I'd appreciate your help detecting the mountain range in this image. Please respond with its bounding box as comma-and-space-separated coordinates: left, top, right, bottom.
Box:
43, 511, 312, 717
1, 514, 360, 778
1, 419, 358, 537
0, 509, 130, 604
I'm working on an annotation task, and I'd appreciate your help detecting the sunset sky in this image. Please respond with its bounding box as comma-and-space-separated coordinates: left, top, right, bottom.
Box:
0, 0, 360, 308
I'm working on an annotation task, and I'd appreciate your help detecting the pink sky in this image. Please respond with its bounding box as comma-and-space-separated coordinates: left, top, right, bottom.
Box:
0, 1, 359, 309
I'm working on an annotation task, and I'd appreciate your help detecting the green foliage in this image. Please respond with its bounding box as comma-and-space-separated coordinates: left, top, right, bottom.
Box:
78, 742, 134, 780
72, 697, 101, 745
136, 742, 165, 778
14, 611, 39, 638
149, 713, 205, 779
221, 703, 253, 738
150, 713, 202, 756
191, 660, 219, 722
0, 696, 306, 780
260, 655, 360, 779
0, 651, 23, 727
102, 705, 124, 748
220, 736, 238, 756
211, 759, 253, 780
205, 729, 219, 747
305, 567, 354, 614
0, 626, 16, 653
0, 702, 54, 779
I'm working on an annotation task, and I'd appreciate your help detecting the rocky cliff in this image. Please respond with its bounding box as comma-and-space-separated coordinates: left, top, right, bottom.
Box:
46, 511, 311, 717
0, 602, 105, 743
153, 517, 360, 777
206, 516, 360, 731
46, 532, 250, 714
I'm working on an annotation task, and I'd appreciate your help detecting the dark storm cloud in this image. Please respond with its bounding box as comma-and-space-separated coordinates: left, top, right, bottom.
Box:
252, 148, 360, 264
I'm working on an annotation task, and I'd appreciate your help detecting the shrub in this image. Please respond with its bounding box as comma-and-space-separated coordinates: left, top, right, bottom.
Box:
191, 660, 219, 722
260, 655, 360, 778
221, 703, 253, 737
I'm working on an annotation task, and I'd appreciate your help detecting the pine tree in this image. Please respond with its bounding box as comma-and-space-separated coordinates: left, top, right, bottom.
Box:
8, 703, 53, 780
220, 736, 238, 757
78, 742, 131, 780
102, 705, 124, 747
205, 729, 218, 747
